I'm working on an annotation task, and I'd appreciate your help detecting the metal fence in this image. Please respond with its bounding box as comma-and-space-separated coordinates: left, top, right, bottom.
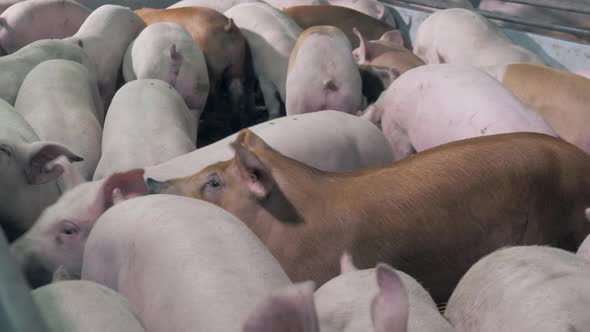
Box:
382, 0, 590, 44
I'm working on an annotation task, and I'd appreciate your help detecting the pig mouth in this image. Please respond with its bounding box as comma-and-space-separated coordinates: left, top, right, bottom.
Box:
19, 253, 54, 289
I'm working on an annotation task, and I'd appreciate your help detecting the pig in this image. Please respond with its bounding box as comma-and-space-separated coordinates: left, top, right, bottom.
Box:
0, 0, 90, 54
325, 0, 397, 27
146, 130, 590, 303
123, 22, 209, 113
0, 39, 93, 105
224, 2, 302, 119
32, 280, 145, 332
315, 255, 453, 332
283, 5, 400, 49
413, 8, 544, 69
10, 165, 147, 288
286, 26, 362, 116
82, 194, 292, 332
445, 246, 590, 332
64, 5, 146, 108
144, 110, 394, 181
352, 28, 424, 102
0, 100, 82, 242
361, 64, 556, 160
15, 59, 104, 180
484, 63, 590, 154
576, 208, 590, 261
93, 79, 197, 180
135, 7, 249, 139
168, 0, 260, 12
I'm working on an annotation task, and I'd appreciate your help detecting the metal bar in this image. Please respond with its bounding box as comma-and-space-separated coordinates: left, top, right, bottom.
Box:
382, 0, 590, 40
0, 229, 47, 332
504, 0, 590, 15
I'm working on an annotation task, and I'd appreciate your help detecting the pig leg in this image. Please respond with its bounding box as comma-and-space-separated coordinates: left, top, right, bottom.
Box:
259, 77, 281, 120
384, 120, 415, 161
228, 78, 246, 131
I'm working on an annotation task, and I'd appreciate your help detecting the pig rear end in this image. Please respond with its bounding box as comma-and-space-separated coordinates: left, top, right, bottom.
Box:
286, 26, 362, 116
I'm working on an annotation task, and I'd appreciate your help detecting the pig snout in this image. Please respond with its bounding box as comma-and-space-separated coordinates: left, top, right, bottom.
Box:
10, 239, 53, 288
146, 177, 171, 194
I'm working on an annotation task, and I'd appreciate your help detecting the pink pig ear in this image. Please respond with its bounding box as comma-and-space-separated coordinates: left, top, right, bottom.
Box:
371, 263, 409, 332
353, 27, 372, 63
23, 141, 83, 185
100, 168, 148, 209
380, 30, 404, 47
46, 155, 86, 191
243, 281, 319, 332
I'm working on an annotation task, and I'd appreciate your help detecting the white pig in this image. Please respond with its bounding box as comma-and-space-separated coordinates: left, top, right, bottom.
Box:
145, 110, 394, 181
0, 0, 90, 54
82, 194, 292, 332
0, 99, 81, 241
361, 64, 556, 160
315, 254, 453, 332
10, 163, 147, 288
0, 39, 94, 105
224, 2, 302, 119
445, 246, 590, 332
576, 208, 590, 261
93, 79, 197, 180
286, 26, 363, 116
413, 8, 543, 69
64, 5, 146, 108
15, 59, 104, 180
123, 22, 209, 113
32, 280, 145, 332
168, 0, 260, 12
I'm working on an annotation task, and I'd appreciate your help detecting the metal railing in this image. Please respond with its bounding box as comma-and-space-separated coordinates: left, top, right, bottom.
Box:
382, 0, 590, 44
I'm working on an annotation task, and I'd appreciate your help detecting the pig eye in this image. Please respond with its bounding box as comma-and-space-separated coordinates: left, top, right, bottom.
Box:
204, 174, 223, 190
61, 223, 79, 236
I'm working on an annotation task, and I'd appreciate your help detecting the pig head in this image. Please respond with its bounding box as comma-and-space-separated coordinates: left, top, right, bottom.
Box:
10, 165, 147, 288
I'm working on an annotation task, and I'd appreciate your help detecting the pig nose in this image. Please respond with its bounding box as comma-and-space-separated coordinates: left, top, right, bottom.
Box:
146, 177, 169, 194
9, 240, 52, 289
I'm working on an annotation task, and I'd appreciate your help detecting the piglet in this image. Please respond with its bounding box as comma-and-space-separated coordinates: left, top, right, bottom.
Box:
0, 0, 90, 54
65, 5, 146, 108
315, 254, 452, 332
82, 195, 292, 332
32, 280, 145, 332
10, 162, 147, 288
445, 246, 590, 332
15, 59, 104, 180
123, 22, 209, 113
93, 79, 197, 180
287, 26, 362, 116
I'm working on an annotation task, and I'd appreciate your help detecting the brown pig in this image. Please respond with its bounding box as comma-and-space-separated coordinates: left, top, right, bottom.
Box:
146, 130, 590, 304
283, 5, 403, 49
135, 7, 250, 139
486, 63, 590, 155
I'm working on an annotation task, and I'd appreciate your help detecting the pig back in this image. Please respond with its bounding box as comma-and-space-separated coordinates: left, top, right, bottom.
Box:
283, 5, 394, 48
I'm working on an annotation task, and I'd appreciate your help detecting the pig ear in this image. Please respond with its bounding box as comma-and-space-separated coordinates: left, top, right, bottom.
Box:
101, 168, 148, 208
380, 30, 404, 47
353, 27, 371, 63
232, 144, 274, 200
23, 142, 83, 185
233, 129, 273, 152
46, 155, 86, 191
340, 251, 358, 274
243, 281, 319, 332
371, 264, 409, 332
